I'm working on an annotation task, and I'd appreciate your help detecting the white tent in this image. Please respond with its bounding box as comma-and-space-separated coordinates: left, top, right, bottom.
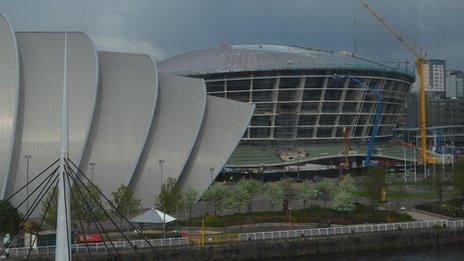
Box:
130, 208, 176, 224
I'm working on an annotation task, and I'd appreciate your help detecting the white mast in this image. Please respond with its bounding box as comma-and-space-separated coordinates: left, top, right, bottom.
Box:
55, 30, 72, 261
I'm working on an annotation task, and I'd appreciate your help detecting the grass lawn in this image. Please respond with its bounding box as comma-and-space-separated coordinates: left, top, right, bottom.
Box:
184, 203, 413, 227
416, 199, 464, 218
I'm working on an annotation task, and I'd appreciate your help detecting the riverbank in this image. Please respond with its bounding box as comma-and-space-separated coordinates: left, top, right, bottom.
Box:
20, 223, 464, 260
145, 227, 464, 261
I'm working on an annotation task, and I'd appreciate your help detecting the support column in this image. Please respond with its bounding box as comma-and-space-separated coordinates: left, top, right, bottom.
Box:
55, 31, 72, 261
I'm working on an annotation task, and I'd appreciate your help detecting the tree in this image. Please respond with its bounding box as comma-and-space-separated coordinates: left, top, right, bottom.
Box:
0, 200, 21, 233
298, 181, 319, 210
111, 185, 141, 223
279, 179, 297, 211
452, 158, 464, 203
183, 187, 199, 220
332, 191, 356, 213
202, 182, 229, 215
362, 168, 387, 211
230, 184, 248, 213
43, 182, 107, 229
235, 179, 263, 212
314, 178, 336, 209
389, 183, 408, 209
337, 175, 358, 195
331, 176, 358, 213
72, 183, 107, 230
426, 172, 446, 204
155, 177, 183, 215
43, 188, 58, 228
263, 183, 284, 211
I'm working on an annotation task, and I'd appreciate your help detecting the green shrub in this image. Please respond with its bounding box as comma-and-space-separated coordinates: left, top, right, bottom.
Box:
416, 199, 464, 218
183, 203, 412, 227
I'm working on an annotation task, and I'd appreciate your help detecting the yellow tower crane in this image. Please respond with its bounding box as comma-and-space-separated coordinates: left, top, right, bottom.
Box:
357, 0, 434, 164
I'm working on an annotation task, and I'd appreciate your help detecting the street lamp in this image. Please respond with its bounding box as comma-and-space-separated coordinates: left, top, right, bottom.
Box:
209, 167, 215, 184
288, 208, 292, 224
158, 159, 166, 238
261, 165, 264, 183
89, 161, 96, 182
296, 141, 300, 180
24, 154, 32, 211
387, 202, 391, 223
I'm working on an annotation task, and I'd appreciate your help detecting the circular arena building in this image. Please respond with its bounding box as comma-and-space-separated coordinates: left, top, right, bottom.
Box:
158, 45, 416, 170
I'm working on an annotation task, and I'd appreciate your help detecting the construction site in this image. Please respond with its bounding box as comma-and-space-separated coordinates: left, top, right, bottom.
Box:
159, 0, 462, 182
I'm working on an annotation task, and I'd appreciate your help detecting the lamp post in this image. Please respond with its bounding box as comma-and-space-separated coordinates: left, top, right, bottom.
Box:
403, 146, 407, 182
288, 208, 292, 225
24, 154, 32, 211
89, 161, 96, 182
413, 145, 417, 183
261, 165, 264, 184
297, 141, 300, 180
209, 167, 215, 184
158, 159, 166, 238
387, 201, 391, 223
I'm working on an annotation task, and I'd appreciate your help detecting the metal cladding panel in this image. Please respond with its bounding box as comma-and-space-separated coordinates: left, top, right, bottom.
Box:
130, 73, 206, 207
0, 14, 19, 198
86, 51, 158, 197
179, 96, 254, 195
158, 44, 414, 80
8, 32, 97, 208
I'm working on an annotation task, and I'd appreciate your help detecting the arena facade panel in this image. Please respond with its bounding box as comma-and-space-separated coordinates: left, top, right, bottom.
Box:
130, 73, 206, 207
82, 51, 159, 197
0, 13, 253, 210
9, 32, 98, 209
179, 96, 254, 195
0, 14, 19, 198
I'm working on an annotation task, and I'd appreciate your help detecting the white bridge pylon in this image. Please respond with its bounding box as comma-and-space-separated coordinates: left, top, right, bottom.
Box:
55, 31, 72, 261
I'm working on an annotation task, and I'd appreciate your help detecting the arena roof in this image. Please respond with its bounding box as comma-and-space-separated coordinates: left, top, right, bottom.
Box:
158, 44, 414, 79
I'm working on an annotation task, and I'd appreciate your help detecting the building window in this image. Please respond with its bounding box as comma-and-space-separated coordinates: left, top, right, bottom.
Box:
253, 79, 276, 90
297, 127, 314, 138
300, 102, 319, 112
316, 127, 333, 138
305, 77, 325, 89
280, 78, 301, 89
302, 90, 322, 101
299, 115, 318, 126
322, 102, 339, 113
319, 115, 337, 125
324, 90, 343, 101
227, 80, 251, 91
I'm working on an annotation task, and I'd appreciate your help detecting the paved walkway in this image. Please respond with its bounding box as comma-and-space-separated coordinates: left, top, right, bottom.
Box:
406, 208, 453, 221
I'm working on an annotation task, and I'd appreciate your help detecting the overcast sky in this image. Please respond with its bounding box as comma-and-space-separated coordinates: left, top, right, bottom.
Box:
1, 0, 462, 70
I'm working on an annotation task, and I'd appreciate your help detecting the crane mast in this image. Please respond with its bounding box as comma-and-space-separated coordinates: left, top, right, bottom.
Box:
357, 0, 431, 164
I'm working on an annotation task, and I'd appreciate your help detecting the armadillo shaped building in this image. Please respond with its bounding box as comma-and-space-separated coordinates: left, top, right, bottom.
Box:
0, 13, 254, 209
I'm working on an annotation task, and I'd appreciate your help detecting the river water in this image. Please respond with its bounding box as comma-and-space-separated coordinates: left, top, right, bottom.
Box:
264, 243, 464, 260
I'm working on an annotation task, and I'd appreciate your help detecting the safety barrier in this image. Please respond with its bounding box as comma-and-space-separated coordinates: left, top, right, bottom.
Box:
4, 220, 464, 257
3, 237, 188, 257
239, 220, 464, 241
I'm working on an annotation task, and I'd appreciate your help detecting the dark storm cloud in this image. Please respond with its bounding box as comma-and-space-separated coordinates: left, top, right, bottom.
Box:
1, 0, 463, 69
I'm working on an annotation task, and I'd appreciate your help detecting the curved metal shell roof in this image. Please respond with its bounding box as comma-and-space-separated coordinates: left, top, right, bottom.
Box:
179, 96, 255, 196
0, 12, 254, 211
130, 73, 206, 207
9, 32, 98, 207
0, 13, 19, 198
158, 44, 414, 80
84, 51, 158, 197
